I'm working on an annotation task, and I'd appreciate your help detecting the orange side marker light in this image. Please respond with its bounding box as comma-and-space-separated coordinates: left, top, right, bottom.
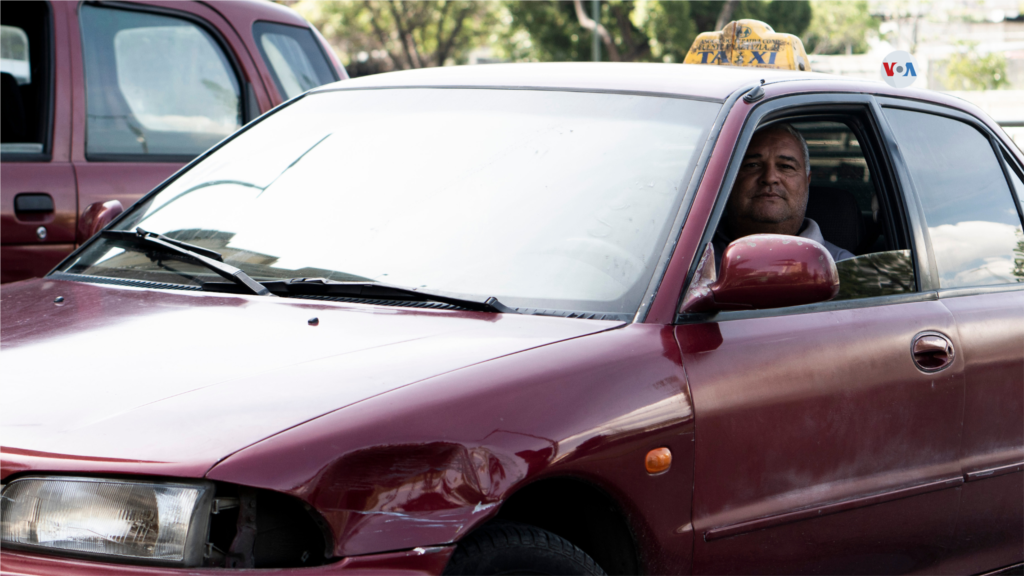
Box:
645, 447, 672, 474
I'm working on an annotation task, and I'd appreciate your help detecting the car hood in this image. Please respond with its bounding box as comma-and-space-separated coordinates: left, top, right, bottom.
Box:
1, 278, 622, 477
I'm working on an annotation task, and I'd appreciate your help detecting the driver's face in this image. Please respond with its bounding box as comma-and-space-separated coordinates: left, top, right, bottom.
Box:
726, 128, 809, 237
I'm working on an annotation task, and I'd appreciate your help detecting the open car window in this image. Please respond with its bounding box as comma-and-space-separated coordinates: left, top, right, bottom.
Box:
793, 120, 917, 300
708, 117, 917, 305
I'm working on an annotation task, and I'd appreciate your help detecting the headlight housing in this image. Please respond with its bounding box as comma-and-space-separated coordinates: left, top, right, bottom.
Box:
1, 476, 213, 566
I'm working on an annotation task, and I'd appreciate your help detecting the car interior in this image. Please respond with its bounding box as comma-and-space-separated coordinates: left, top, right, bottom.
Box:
0, 1, 50, 156
797, 120, 881, 255
794, 116, 918, 300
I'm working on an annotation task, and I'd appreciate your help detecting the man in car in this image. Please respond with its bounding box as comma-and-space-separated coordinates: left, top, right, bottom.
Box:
714, 123, 854, 265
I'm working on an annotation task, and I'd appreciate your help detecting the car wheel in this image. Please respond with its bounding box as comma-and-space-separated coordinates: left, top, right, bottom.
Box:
444, 521, 606, 576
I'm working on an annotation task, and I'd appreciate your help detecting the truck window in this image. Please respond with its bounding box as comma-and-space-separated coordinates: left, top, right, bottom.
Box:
253, 21, 337, 100
80, 4, 241, 160
1, 2, 51, 156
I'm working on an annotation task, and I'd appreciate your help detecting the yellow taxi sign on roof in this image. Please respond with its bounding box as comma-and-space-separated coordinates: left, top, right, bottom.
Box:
684, 19, 811, 72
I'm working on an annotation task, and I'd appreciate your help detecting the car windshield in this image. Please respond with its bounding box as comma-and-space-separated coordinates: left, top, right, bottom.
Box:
58, 88, 720, 316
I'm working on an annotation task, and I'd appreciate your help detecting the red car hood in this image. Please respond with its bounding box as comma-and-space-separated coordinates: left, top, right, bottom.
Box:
1, 278, 622, 478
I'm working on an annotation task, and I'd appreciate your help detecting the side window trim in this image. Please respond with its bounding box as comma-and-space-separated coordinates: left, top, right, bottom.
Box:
675, 92, 932, 325
78, 1, 252, 161
999, 147, 1024, 227
877, 96, 1024, 292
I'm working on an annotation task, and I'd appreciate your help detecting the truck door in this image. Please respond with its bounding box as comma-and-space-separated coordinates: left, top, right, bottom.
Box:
1, 1, 77, 283
68, 1, 265, 243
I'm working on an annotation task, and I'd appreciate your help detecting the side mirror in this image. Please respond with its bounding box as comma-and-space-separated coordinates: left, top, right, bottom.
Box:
78, 200, 124, 242
681, 233, 839, 313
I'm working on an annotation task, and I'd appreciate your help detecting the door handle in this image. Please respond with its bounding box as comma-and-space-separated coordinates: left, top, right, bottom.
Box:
14, 193, 54, 216
912, 331, 954, 372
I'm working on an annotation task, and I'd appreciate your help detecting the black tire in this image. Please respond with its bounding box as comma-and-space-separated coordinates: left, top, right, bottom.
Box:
444, 522, 606, 576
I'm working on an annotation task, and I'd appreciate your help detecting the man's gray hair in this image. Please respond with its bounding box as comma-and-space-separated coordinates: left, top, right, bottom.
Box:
755, 123, 811, 175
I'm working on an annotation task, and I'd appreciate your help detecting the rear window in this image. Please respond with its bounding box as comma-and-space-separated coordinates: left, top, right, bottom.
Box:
253, 21, 337, 100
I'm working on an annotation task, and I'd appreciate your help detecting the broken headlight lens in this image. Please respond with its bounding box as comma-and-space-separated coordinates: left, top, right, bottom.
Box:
1, 476, 213, 566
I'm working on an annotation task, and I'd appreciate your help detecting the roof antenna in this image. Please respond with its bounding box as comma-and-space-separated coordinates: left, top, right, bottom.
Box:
743, 82, 765, 103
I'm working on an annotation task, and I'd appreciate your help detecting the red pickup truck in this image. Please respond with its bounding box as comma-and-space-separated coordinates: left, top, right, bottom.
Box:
1, 0, 346, 283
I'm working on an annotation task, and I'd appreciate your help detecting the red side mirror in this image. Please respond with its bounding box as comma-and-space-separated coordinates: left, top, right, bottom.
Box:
681, 233, 839, 313
78, 200, 124, 242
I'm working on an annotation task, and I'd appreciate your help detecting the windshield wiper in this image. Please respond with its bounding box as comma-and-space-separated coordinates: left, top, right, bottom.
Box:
253, 277, 517, 313
100, 228, 271, 296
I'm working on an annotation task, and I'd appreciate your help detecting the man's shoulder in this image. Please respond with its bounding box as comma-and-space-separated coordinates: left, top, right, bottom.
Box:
822, 240, 855, 262
801, 218, 854, 262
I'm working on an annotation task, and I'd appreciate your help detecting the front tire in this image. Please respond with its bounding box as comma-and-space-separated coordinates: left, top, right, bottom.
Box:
444, 522, 606, 576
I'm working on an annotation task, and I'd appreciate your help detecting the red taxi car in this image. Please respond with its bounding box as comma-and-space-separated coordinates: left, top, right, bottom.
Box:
2, 59, 1023, 575
1, 0, 346, 284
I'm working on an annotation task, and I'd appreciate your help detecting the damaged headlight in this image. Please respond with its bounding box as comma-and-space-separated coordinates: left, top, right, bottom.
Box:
1, 476, 213, 566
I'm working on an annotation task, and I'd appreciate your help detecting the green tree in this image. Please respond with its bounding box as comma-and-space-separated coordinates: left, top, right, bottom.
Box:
503, 0, 810, 63
760, 1, 812, 36
686, 1, 810, 37
802, 0, 879, 55
501, 1, 670, 62
295, 1, 502, 73
942, 41, 1011, 91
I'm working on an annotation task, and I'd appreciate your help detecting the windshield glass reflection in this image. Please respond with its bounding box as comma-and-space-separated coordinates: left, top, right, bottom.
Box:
61, 89, 720, 315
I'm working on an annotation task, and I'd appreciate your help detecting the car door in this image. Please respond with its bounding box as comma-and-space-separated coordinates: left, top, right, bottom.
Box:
676, 93, 966, 575
1, 1, 76, 283
68, 1, 268, 244
877, 99, 1024, 573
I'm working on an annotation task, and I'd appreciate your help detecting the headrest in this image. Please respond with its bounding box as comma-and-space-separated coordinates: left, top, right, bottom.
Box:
1, 72, 27, 143
805, 186, 863, 254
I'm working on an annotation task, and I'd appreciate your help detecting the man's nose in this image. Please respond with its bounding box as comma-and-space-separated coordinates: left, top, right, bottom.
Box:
758, 163, 781, 185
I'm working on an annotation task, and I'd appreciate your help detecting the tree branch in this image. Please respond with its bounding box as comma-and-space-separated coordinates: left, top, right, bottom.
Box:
432, 0, 453, 66
609, 3, 649, 61
363, 1, 406, 69
387, 0, 423, 68
391, 0, 423, 65
572, 0, 620, 61
437, 5, 473, 66
714, 0, 738, 31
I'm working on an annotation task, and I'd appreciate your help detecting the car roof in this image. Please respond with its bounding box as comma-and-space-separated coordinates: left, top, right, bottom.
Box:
311, 62, 983, 117
315, 62, 804, 101
203, 0, 312, 28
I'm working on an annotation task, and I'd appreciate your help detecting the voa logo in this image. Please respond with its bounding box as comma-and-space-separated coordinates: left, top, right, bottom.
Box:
881, 50, 919, 88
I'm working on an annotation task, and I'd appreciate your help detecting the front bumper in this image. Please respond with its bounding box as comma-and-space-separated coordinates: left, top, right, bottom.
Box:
0, 546, 455, 576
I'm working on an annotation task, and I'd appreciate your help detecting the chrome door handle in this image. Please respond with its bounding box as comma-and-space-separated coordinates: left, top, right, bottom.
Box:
912, 331, 954, 372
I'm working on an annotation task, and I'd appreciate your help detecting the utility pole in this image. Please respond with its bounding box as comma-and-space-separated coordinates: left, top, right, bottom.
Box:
591, 0, 601, 62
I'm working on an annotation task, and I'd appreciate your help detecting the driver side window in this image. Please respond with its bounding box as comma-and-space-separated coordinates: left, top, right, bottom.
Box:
709, 116, 918, 304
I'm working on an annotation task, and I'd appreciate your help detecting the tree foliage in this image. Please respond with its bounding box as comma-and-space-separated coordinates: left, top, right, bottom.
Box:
296, 0, 825, 73
942, 41, 1011, 91
504, 0, 811, 63
294, 0, 502, 74
802, 0, 878, 55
